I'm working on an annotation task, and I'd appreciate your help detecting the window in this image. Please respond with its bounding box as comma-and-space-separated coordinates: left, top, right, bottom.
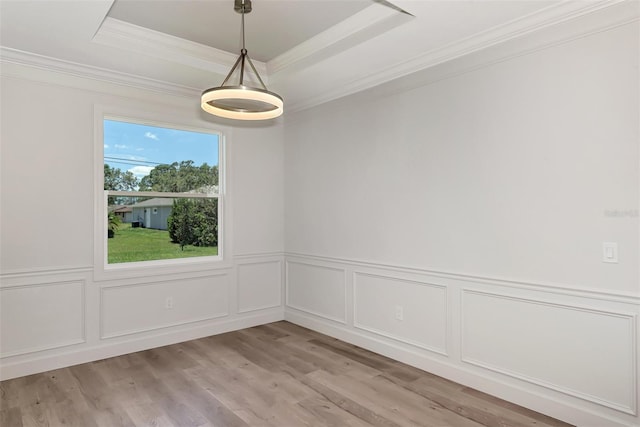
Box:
101, 117, 222, 267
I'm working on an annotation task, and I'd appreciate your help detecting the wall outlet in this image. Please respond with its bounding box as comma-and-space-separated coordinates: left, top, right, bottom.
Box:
165, 297, 174, 309
395, 305, 404, 321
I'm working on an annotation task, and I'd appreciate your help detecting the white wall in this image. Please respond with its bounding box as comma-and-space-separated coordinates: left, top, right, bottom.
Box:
0, 60, 285, 378
283, 11, 639, 427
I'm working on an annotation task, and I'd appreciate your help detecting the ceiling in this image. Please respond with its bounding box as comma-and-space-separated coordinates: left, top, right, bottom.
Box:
108, 0, 374, 62
0, 0, 626, 115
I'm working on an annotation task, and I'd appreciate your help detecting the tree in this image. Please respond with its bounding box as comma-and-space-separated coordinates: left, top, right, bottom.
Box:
139, 161, 218, 193
167, 199, 193, 250
191, 199, 217, 247
168, 199, 218, 249
104, 164, 139, 191
107, 212, 121, 238
104, 164, 139, 205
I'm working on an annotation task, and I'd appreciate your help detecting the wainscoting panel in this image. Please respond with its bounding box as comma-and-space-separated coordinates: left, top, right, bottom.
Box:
0, 281, 85, 357
101, 273, 229, 339
286, 260, 346, 323
462, 290, 637, 414
237, 260, 282, 313
354, 272, 447, 355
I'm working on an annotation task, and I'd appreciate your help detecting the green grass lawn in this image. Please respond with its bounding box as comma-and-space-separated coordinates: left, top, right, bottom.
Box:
108, 223, 218, 264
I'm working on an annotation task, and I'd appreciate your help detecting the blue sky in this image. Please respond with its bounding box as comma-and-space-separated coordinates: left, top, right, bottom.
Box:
104, 119, 219, 179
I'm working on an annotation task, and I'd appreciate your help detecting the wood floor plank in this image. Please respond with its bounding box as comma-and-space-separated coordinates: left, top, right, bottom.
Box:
461, 387, 573, 427
397, 374, 547, 427
47, 368, 95, 415
185, 362, 303, 426
308, 369, 485, 427
297, 396, 373, 427
309, 338, 394, 373
309, 337, 426, 382
298, 374, 403, 427
235, 329, 319, 376
139, 375, 208, 427
21, 402, 55, 427
285, 338, 382, 380
0, 406, 24, 427
48, 399, 99, 427
0, 321, 574, 427
121, 400, 175, 427
161, 370, 250, 427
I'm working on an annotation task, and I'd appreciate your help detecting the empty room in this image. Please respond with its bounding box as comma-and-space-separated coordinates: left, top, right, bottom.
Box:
0, 0, 638, 426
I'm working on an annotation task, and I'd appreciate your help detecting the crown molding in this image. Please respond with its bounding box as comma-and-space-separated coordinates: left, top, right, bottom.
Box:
1, 0, 636, 116
0, 47, 199, 99
92, 17, 268, 78
286, 0, 636, 113
267, 3, 413, 76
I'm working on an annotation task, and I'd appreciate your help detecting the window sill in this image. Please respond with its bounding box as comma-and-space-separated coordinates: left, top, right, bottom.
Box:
93, 255, 233, 283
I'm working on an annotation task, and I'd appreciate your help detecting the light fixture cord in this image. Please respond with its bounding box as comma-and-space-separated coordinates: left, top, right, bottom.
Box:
219, 0, 269, 91
241, 1, 246, 51
238, 1, 246, 85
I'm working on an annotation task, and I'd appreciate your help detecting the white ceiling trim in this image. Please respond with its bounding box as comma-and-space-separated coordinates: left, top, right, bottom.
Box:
0, 47, 199, 99
392, 0, 630, 81
93, 17, 268, 78
267, 3, 412, 76
93, 4, 412, 82
1, 1, 634, 116
285, 0, 632, 113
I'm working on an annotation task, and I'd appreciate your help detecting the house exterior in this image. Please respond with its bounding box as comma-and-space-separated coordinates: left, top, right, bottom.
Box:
109, 205, 133, 223
130, 198, 174, 230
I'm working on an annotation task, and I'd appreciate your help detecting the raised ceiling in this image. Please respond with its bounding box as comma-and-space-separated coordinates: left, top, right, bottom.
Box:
1, 0, 631, 115
108, 0, 373, 62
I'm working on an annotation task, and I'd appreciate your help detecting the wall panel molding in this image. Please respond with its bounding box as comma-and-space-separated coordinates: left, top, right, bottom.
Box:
234, 251, 285, 260
0, 266, 92, 286
0, 280, 86, 358
353, 272, 448, 356
284, 252, 640, 304
100, 273, 229, 339
461, 289, 637, 415
237, 259, 283, 314
285, 260, 347, 323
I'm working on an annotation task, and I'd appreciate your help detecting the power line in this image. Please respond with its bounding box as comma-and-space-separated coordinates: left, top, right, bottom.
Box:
104, 156, 163, 166
104, 157, 217, 170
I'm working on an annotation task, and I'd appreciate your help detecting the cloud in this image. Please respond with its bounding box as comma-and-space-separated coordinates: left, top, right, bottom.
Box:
104, 144, 109, 149
128, 165, 154, 178
136, 148, 144, 152
145, 132, 159, 141
115, 144, 128, 149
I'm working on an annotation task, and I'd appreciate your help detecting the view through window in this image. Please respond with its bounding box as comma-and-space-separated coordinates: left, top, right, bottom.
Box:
104, 119, 220, 264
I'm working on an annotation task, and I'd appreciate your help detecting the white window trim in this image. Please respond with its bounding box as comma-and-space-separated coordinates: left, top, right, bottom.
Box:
93, 104, 233, 282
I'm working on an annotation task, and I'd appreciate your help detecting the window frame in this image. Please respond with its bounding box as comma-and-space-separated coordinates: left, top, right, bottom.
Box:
94, 105, 232, 281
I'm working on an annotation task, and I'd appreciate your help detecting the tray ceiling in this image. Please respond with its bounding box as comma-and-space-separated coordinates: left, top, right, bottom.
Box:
108, 0, 373, 62
1, 0, 631, 115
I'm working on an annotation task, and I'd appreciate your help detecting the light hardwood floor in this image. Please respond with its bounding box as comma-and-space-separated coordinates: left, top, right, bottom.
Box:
0, 321, 573, 427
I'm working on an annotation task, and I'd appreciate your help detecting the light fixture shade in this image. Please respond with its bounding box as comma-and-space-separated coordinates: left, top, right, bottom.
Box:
201, 85, 283, 120
201, 0, 283, 120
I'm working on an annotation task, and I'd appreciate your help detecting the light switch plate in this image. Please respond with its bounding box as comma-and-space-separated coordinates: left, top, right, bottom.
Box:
602, 242, 618, 263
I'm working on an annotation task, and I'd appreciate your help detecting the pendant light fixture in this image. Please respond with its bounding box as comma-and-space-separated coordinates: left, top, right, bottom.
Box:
201, 0, 283, 120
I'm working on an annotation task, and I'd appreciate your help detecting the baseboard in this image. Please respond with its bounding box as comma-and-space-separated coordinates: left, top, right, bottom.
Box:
284, 309, 638, 427
0, 311, 284, 381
